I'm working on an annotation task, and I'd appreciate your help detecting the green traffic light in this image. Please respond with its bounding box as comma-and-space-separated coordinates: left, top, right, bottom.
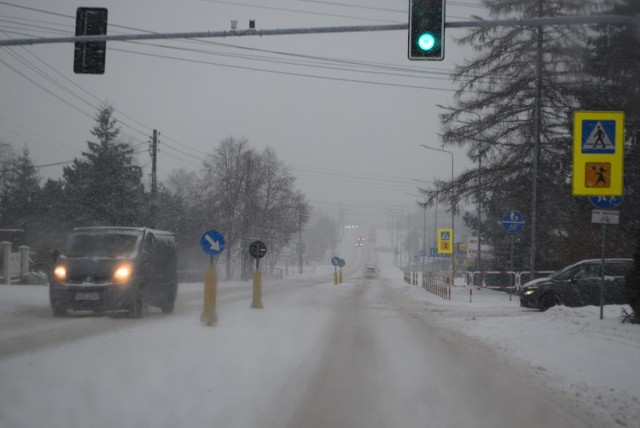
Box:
417, 33, 436, 51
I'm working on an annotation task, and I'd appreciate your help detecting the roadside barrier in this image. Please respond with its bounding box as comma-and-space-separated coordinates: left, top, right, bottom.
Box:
421, 272, 451, 300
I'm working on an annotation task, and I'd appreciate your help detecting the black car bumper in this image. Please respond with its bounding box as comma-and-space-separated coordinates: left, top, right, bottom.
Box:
519, 292, 540, 309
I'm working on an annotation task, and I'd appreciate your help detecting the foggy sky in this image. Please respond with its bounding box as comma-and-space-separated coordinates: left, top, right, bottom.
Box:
0, 0, 486, 226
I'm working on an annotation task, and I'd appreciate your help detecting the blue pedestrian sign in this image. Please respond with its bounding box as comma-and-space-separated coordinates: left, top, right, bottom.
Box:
589, 196, 623, 210
581, 120, 616, 154
502, 211, 525, 234
200, 230, 225, 255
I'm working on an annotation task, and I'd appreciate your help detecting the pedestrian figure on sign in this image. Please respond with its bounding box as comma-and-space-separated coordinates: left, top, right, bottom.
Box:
594, 125, 606, 148
596, 166, 607, 185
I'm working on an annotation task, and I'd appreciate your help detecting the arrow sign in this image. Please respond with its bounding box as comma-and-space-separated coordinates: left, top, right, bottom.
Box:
200, 230, 225, 255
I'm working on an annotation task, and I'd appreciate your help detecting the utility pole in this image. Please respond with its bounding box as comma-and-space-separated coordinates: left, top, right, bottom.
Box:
150, 129, 158, 228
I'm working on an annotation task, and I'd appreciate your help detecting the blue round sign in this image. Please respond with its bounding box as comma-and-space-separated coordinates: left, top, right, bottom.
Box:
331, 256, 340, 266
589, 196, 623, 210
200, 230, 225, 255
502, 211, 525, 234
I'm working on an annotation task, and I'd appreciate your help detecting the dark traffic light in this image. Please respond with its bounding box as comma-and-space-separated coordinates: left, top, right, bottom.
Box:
74, 7, 108, 74
408, 0, 445, 61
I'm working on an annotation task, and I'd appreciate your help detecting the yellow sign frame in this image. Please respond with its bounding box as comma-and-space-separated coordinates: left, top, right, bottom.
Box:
437, 228, 453, 254
572, 111, 624, 196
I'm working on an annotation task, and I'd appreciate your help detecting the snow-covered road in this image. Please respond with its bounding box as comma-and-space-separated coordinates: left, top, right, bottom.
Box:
1, 255, 638, 427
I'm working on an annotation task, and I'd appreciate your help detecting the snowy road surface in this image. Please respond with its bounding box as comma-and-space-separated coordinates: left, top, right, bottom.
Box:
0, 258, 636, 427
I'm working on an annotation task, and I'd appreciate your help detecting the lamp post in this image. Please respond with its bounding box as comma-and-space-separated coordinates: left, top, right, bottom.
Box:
420, 144, 455, 284
437, 105, 484, 285
407, 192, 427, 271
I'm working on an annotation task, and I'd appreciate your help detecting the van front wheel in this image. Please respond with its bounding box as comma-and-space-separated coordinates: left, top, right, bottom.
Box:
128, 285, 145, 319
160, 284, 177, 314
51, 302, 67, 317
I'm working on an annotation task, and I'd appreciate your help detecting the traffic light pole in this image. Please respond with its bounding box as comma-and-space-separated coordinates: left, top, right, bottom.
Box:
1, 15, 637, 48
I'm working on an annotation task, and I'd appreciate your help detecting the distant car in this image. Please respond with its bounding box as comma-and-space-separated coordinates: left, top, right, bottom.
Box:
363, 264, 379, 279
520, 258, 632, 311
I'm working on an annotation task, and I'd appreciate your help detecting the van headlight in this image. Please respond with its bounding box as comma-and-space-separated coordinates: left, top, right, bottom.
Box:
523, 287, 538, 296
113, 265, 132, 283
53, 265, 67, 282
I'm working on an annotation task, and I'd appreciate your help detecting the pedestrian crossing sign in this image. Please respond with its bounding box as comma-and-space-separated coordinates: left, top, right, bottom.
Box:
573, 111, 624, 196
437, 228, 453, 254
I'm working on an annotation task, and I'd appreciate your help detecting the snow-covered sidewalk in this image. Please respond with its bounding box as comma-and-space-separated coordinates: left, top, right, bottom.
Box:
388, 276, 640, 427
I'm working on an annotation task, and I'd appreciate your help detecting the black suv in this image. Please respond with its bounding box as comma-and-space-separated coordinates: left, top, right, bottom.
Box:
520, 258, 632, 311
49, 227, 178, 318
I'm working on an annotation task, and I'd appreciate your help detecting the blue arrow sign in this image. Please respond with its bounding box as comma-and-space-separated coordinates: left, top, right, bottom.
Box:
331, 256, 340, 266
200, 230, 225, 255
589, 196, 623, 210
502, 211, 525, 234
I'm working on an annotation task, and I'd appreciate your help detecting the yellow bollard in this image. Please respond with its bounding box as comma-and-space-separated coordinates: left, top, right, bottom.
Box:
334, 270, 338, 285
251, 269, 264, 308
201, 265, 218, 325
339, 269, 343, 284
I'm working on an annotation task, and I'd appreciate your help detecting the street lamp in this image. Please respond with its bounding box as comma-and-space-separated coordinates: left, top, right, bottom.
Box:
420, 144, 455, 284
437, 104, 484, 284
407, 192, 427, 271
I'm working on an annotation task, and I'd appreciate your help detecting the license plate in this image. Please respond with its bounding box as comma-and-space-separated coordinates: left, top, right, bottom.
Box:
75, 292, 100, 301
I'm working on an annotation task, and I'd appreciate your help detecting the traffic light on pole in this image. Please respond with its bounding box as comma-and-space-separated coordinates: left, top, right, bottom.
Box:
74, 7, 108, 74
408, 0, 445, 61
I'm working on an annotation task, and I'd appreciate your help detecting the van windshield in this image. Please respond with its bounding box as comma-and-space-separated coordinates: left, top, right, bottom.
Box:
64, 232, 141, 258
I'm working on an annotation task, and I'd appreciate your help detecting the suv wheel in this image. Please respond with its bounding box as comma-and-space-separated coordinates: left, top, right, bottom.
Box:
540, 293, 561, 311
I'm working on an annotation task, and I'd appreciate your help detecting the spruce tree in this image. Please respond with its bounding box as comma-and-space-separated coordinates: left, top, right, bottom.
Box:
63, 103, 145, 226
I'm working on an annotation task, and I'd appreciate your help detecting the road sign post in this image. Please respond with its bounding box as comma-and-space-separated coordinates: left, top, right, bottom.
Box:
249, 241, 267, 309
502, 211, 525, 274
589, 196, 622, 320
331, 256, 340, 285
199, 230, 225, 325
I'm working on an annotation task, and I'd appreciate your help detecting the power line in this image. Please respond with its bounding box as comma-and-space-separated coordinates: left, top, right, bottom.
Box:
112, 46, 457, 92
200, 0, 401, 24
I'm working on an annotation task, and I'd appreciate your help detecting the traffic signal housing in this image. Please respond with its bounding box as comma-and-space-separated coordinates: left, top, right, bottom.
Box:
74, 7, 108, 74
408, 0, 445, 61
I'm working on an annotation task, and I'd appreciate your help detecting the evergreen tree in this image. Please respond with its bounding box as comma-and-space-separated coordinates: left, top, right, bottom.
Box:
429, 0, 608, 270
625, 228, 640, 322
0, 147, 40, 231
62, 103, 146, 226
579, 0, 640, 254
581, 0, 640, 320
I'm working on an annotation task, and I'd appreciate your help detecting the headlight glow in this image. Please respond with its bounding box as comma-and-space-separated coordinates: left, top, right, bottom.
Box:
523, 288, 537, 296
113, 265, 132, 283
53, 266, 67, 281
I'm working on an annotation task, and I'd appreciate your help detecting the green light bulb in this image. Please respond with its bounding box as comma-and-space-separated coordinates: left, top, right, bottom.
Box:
417, 33, 436, 51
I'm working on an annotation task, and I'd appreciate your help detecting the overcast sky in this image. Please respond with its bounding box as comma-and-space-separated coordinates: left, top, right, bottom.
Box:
0, 0, 488, 227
